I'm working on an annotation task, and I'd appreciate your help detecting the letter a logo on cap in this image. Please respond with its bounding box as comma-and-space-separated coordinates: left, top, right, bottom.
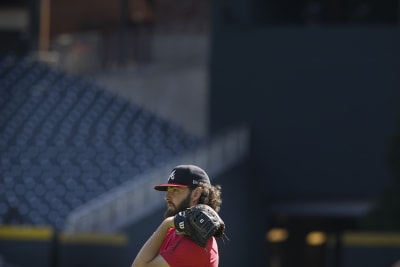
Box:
169, 170, 176, 181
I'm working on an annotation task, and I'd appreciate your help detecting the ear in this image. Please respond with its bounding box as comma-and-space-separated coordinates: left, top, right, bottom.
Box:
191, 187, 202, 203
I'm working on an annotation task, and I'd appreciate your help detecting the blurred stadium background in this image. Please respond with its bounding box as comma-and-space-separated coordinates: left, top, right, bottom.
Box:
1, 0, 400, 267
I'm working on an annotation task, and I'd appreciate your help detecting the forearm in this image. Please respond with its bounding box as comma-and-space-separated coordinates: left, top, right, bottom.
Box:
131, 217, 174, 267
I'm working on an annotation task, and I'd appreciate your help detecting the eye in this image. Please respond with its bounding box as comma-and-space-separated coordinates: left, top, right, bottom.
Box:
167, 187, 180, 194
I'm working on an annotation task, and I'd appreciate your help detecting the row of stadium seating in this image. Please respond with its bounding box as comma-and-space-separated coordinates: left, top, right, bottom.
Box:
0, 53, 204, 230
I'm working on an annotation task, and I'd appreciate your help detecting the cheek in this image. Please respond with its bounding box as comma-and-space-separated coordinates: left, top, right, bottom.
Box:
174, 196, 184, 205
168, 195, 181, 205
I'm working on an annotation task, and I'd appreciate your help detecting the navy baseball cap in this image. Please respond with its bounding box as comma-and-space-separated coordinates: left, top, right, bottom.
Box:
154, 165, 211, 191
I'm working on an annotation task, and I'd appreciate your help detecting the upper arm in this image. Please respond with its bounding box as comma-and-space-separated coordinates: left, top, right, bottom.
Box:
148, 254, 170, 267
131, 254, 170, 267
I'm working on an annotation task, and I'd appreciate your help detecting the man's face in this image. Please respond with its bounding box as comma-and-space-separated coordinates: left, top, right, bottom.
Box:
163, 186, 192, 218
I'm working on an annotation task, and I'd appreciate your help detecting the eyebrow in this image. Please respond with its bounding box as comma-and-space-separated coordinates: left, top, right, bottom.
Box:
167, 187, 181, 192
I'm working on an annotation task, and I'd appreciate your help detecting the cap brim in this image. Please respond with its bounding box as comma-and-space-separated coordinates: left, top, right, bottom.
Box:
154, 183, 190, 191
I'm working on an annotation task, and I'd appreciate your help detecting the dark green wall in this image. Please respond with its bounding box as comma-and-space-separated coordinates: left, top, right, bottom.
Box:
209, 16, 400, 200
214, 161, 266, 267
0, 228, 130, 267
209, 2, 400, 265
0, 239, 54, 267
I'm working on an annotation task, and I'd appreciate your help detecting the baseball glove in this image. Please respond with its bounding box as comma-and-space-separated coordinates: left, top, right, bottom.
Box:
174, 204, 225, 247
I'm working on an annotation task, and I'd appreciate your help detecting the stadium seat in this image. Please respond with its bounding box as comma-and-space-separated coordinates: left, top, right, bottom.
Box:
0, 53, 203, 230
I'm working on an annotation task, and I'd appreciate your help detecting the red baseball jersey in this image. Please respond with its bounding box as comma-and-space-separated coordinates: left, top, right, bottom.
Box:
160, 228, 219, 267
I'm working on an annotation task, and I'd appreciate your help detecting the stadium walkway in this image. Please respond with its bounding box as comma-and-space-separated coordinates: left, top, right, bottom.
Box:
90, 33, 210, 138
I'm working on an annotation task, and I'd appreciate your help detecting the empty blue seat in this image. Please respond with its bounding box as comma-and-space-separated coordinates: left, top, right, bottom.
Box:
0, 53, 204, 229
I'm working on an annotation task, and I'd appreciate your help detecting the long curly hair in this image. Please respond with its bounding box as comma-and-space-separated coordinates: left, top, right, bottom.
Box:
196, 182, 223, 212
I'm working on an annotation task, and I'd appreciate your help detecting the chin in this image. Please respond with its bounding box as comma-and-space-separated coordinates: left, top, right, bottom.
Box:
167, 208, 175, 214
164, 208, 176, 218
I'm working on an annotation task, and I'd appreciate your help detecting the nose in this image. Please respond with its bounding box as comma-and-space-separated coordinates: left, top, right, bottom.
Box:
165, 192, 171, 202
